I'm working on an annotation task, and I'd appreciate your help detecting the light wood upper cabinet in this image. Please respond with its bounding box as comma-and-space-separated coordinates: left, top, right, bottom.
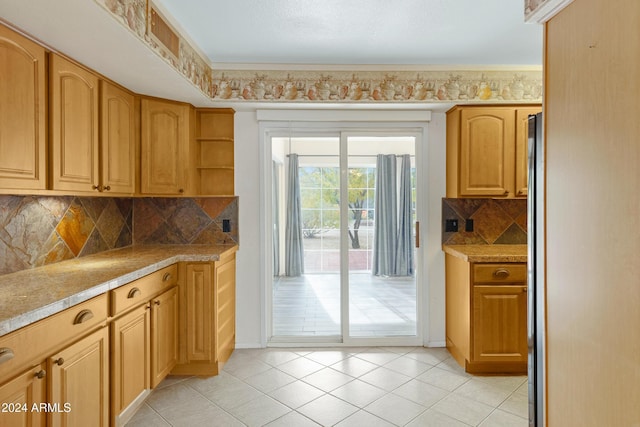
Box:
515, 107, 541, 197
100, 81, 136, 194
447, 105, 541, 198
195, 109, 235, 195
140, 98, 190, 195
50, 54, 100, 193
0, 24, 47, 191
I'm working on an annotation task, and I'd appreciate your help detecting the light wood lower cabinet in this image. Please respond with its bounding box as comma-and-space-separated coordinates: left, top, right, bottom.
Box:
174, 249, 237, 376
445, 254, 527, 374
0, 255, 236, 427
48, 327, 109, 427
150, 287, 178, 388
110, 265, 177, 426
0, 364, 46, 427
111, 304, 150, 426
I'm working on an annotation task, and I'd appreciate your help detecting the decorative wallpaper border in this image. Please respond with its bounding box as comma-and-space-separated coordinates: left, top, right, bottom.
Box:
210, 70, 542, 103
95, 0, 542, 104
525, 0, 575, 23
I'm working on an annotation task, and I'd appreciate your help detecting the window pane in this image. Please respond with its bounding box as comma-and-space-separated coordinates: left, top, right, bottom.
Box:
300, 188, 321, 208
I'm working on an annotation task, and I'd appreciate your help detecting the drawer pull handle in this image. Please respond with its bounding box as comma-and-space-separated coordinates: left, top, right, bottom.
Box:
34, 369, 46, 379
0, 348, 14, 365
493, 269, 510, 279
73, 309, 94, 325
128, 287, 142, 299
54, 357, 64, 366
162, 272, 172, 282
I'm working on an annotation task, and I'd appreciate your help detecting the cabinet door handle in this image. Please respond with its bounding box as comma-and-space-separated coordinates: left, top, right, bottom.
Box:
73, 309, 94, 325
154, 300, 161, 306
103, 185, 111, 191
53, 357, 64, 366
493, 269, 510, 279
128, 287, 142, 299
162, 272, 172, 282
34, 369, 46, 379
0, 347, 14, 365
415, 221, 420, 248
523, 287, 528, 292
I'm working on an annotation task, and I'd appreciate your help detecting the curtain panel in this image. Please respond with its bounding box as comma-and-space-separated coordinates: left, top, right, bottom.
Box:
285, 154, 304, 276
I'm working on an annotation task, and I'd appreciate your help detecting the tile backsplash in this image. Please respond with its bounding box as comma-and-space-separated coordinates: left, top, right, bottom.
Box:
0, 195, 238, 276
442, 198, 527, 245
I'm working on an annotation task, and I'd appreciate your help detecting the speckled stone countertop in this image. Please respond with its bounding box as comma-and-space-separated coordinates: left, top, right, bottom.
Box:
442, 244, 527, 263
0, 244, 238, 337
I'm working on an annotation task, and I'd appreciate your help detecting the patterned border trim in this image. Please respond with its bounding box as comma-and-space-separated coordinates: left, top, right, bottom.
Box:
95, 0, 542, 104
525, 0, 575, 23
210, 70, 542, 103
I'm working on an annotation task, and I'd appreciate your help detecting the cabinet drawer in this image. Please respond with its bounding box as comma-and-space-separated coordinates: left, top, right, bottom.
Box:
111, 264, 178, 316
0, 294, 108, 381
473, 263, 527, 284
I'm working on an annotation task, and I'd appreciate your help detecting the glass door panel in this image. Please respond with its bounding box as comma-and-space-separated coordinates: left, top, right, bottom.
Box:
346, 136, 417, 338
272, 136, 342, 338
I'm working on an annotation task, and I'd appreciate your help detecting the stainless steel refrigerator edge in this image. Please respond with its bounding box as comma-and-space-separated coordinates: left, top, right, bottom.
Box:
527, 113, 546, 426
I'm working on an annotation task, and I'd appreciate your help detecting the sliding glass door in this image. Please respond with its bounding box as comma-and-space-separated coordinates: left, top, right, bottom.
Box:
271, 131, 420, 344
346, 136, 417, 340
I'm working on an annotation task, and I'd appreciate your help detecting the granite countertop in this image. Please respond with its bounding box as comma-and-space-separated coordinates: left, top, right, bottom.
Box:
0, 244, 238, 337
442, 244, 527, 263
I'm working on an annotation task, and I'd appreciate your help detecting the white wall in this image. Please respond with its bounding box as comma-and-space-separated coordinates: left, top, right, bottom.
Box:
234, 111, 264, 347
234, 110, 447, 348
425, 112, 446, 346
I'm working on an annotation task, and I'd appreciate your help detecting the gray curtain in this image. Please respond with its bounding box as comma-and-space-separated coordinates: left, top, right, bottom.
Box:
272, 161, 280, 276
395, 154, 414, 276
285, 154, 304, 276
373, 154, 397, 276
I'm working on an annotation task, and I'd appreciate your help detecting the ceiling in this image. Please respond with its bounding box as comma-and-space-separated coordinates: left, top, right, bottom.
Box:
155, 0, 543, 66
0, 0, 542, 108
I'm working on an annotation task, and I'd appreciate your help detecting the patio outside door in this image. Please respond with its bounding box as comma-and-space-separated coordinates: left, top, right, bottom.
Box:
345, 135, 417, 343
271, 132, 421, 345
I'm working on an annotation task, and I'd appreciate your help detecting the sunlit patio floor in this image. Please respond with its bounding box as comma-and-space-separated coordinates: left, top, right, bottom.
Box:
272, 273, 417, 338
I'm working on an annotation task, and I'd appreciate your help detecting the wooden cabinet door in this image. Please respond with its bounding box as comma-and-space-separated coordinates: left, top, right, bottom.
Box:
150, 286, 178, 388
515, 107, 542, 198
214, 253, 236, 365
111, 304, 150, 422
50, 54, 99, 192
100, 81, 136, 194
184, 263, 213, 362
472, 285, 527, 363
0, 364, 46, 427
0, 25, 47, 191
140, 99, 189, 195
459, 108, 515, 197
48, 327, 109, 427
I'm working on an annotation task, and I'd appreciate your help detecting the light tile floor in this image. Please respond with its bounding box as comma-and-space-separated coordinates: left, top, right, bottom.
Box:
126, 347, 528, 426
273, 274, 417, 337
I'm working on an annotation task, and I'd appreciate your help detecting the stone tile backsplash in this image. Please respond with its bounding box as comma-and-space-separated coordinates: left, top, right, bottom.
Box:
0, 195, 238, 276
442, 198, 527, 245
